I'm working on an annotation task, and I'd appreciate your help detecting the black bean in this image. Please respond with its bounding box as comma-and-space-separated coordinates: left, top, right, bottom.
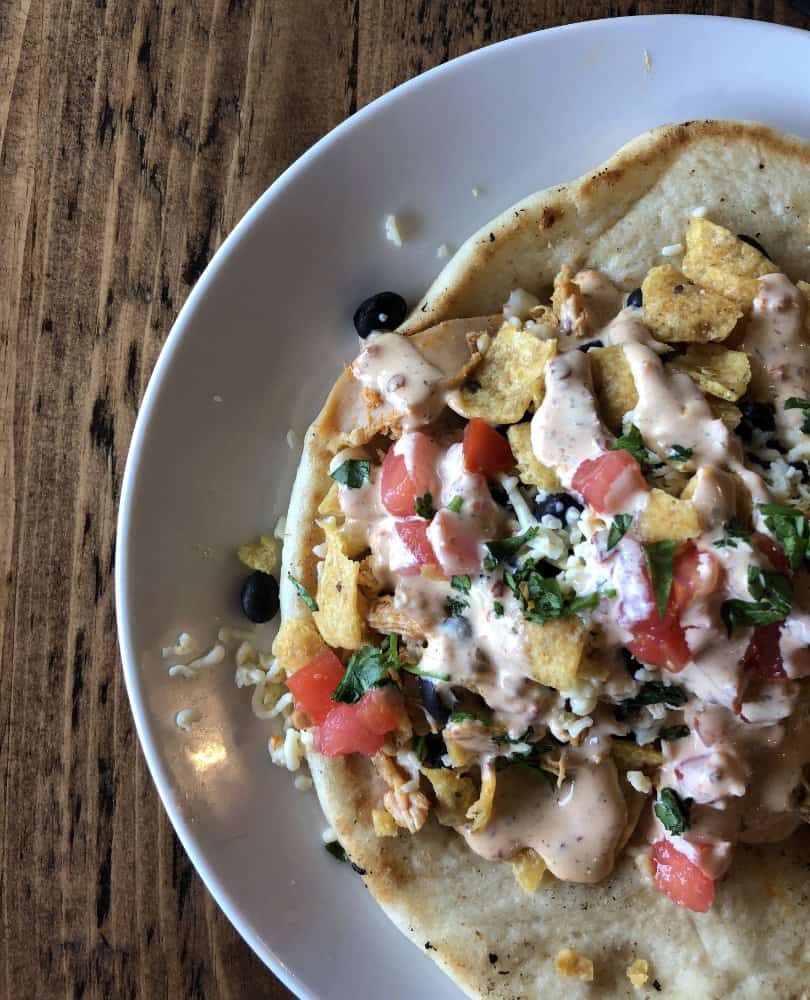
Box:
737, 400, 776, 441
421, 732, 448, 768
535, 492, 583, 520
531, 558, 559, 579
441, 615, 473, 640
737, 233, 771, 260
622, 647, 643, 678
577, 339, 604, 353
418, 678, 451, 727
626, 288, 643, 308
489, 481, 513, 510
792, 461, 810, 483
353, 291, 407, 337
240, 571, 280, 623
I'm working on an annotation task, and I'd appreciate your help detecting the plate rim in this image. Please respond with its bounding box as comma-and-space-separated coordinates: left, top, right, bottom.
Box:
115, 13, 810, 999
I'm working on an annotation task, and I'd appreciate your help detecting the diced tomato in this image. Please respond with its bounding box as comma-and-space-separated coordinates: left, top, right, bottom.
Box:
626, 544, 720, 672
356, 687, 403, 735
427, 509, 482, 576
752, 532, 792, 576
462, 419, 515, 476
652, 839, 716, 912
315, 703, 386, 756
286, 650, 345, 725
741, 622, 786, 681
314, 689, 402, 757
381, 432, 440, 517
395, 518, 439, 574
572, 449, 648, 515
671, 543, 722, 609
627, 542, 721, 673
627, 614, 691, 672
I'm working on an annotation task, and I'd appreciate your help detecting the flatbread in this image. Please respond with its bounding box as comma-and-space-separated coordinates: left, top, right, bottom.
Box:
398, 120, 810, 334
279, 121, 810, 999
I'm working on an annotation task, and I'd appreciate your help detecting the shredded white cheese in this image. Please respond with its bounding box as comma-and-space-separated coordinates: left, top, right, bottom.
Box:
283, 727, 304, 771
168, 643, 225, 678
436, 243, 451, 259
235, 641, 257, 667
175, 707, 202, 732
251, 680, 287, 719
294, 774, 313, 791
384, 213, 403, 247
217, 625, 257, 644
286, 428, 299, 450
162, 632, 196, 658
660, 242, 684, 257
627, 770, 652, 794
235, 665, 266, 688
691, 205, 708, 218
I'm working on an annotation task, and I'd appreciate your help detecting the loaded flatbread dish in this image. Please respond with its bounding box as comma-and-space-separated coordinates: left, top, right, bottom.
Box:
266, 122, 810, 997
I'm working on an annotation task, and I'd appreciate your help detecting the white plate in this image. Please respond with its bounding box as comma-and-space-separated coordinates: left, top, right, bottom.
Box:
116, 15, 810, 1000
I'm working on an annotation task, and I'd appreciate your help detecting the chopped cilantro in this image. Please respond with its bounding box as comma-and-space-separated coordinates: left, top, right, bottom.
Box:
414, 492, 436, 519
484, 527, 539, 565
494, 740, 556, 786
659, 724, 690, 741
332, 634, 398, 704
607, 514, 632, 552
447, 711, 492, 726
612, 424, 652, 465
444, 595, 469, 617
325, 841, 348, 862
643, 539, 676, 618
413, 734, 427, 761
483, 555, 498, 572
492, 726, 534, 745
493, 600, 504, 617
713, 517, 751, 549
451, 575, 472, 593
288, 572, 318, 612
785, 396, 810, 433
758, 502, 808, 571
447, 495, 464, 514
668, 445, 693, 463
616, 681, 688, 719
505, 561, 597, 623
720, 564, 792, 635
400, 663, 451, 682
654, 787, 693, 835
567, 592, 600, 613
329, 458, 370, 488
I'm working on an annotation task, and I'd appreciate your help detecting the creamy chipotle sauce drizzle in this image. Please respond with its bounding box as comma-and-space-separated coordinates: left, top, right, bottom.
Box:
333, 259, 810, 890
462, 752, 627, 882
352, 332, 449, 429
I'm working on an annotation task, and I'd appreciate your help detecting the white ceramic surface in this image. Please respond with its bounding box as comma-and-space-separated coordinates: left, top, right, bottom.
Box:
116, 16, 810, 1000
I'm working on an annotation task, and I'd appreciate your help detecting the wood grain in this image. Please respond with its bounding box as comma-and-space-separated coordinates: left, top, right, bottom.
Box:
0, 2, 806, 997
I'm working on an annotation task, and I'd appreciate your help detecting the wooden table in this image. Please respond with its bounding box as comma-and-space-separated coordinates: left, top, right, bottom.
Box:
1, 2, 807, 996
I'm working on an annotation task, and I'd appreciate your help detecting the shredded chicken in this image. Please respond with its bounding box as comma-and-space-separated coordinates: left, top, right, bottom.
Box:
373, 751, 430, 833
